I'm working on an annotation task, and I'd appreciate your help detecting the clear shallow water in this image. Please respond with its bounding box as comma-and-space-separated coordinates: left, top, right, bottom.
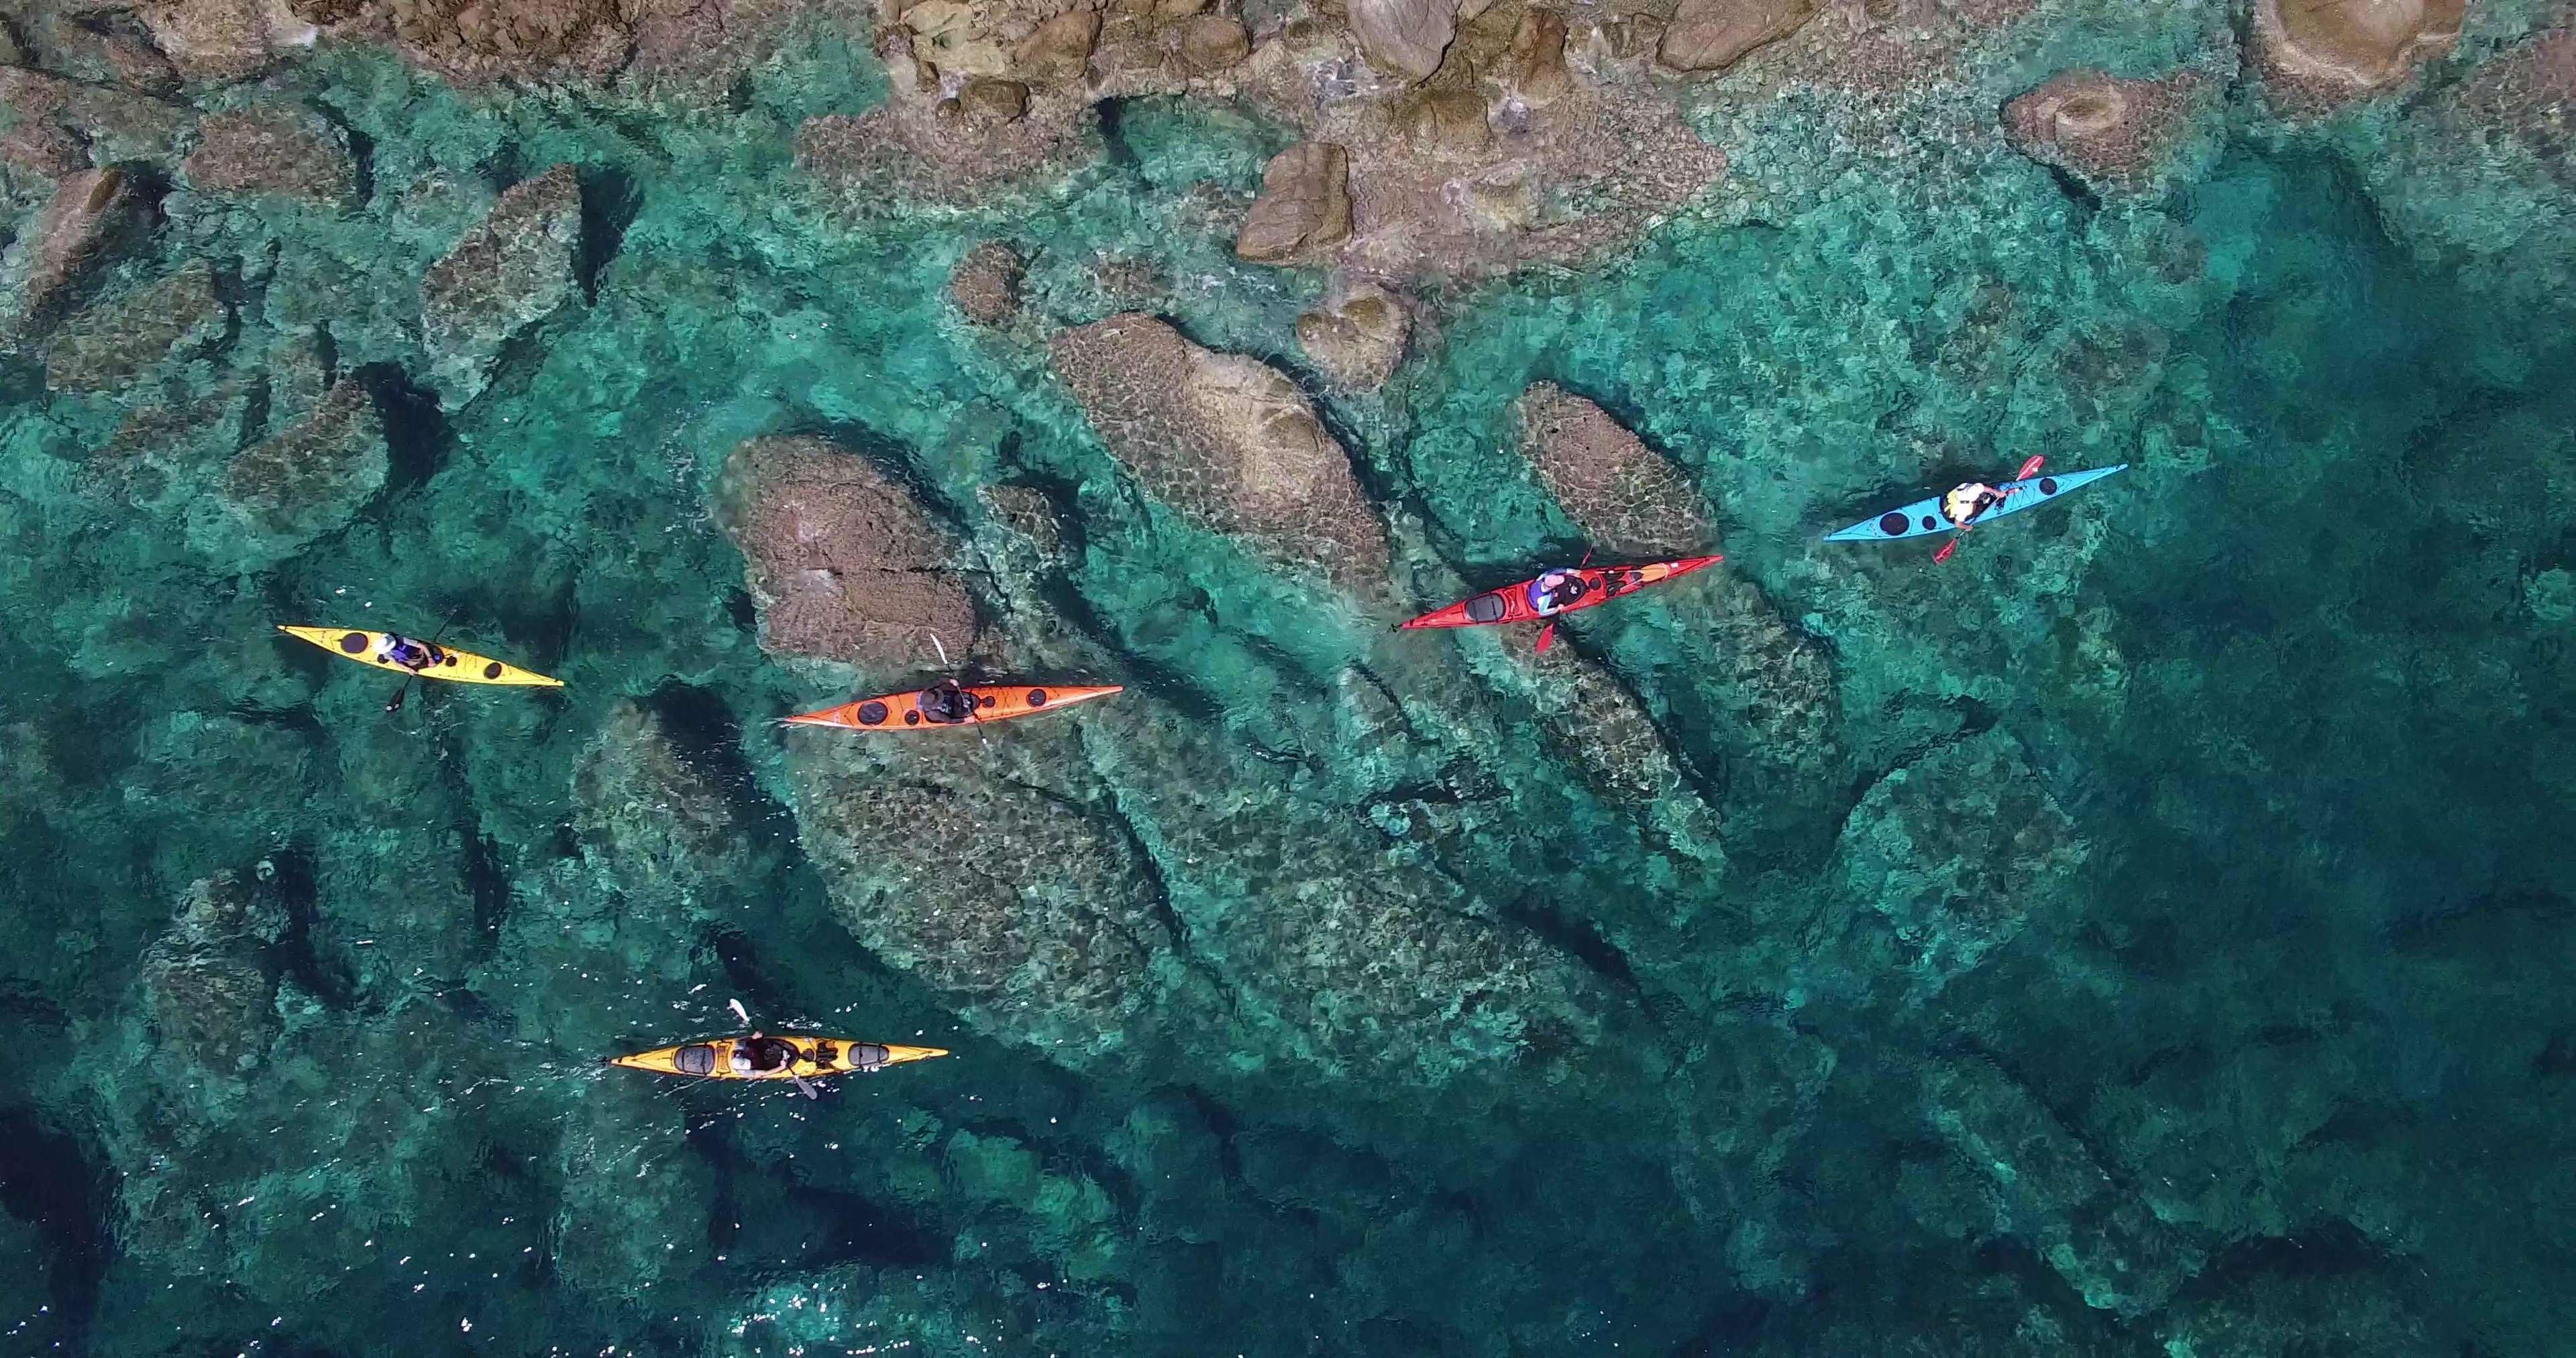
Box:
3, 21, 2575, 1358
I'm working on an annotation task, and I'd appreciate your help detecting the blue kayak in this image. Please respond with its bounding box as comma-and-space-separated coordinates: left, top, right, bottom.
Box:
1823, 465, 2127, 543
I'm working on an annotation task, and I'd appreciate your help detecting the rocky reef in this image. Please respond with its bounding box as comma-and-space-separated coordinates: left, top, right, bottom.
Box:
716, 433, 981, 669
419, 164, 583, 408
1051, 313, 1389, 585
4, 0, 2576, 1351
1513, 381, 1712, 555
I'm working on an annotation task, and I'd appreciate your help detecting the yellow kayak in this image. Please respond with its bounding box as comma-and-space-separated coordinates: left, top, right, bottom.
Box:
608, 1035, 949, 1082
278, 626, 563, 687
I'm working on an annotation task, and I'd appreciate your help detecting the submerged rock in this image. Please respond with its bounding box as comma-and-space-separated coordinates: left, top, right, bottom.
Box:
2252, 0, 2462, 106
1050, 313, 1389, 586
199, 377, 388, 565
949, 239, 1025, 326
571, 701, 739, 893
418, 164, 583, 410
1835, 731, 2084, 982
0, 67, 193, 169
2004, 68, 2206, 191
1235, 142, 1352, 264
1922, 1057, 2204, 1314
142, 870, 286, 1073
0, 167, 152, 347
790, 736, 1168, 1062
42, 258, 229, 392
182, 103, 359, 205
715, 433, 979, 669
1659, 0, 1815, 73
551, 1083, 712, 1298
1513, 382, 1711, 556
1518, 646, 1721, 851
1295, 285, 1411, 390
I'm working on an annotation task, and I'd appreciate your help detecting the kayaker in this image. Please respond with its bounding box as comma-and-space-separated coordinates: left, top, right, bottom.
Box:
918, 678, 977, 724
1526, 569, 1591, 617
1939, 482, 2008, 530
376, 632, 440, 673
730, 1034, 797, 1074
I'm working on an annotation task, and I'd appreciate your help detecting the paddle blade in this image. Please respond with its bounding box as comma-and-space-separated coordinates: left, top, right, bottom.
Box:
1933, 538, 1961, 565
2016, 455, 2046, 481
1536, 622, 1558, 653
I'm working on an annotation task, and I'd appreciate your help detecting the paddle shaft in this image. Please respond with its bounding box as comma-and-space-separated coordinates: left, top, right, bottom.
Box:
1536, 547, 1596, 653
1934, 457, 2048, 565
386, 606, 468, 715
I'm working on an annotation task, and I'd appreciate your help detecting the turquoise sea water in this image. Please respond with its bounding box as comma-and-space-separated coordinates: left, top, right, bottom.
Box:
5, 11, 2576, 1355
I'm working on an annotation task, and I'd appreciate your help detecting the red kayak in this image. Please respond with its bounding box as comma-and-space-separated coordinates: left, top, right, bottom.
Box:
1399, 556, 1723, 630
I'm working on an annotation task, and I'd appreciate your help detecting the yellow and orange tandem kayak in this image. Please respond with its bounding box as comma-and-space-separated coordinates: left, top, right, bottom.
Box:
278, 626, 563, 687
783, 683, 1122, 732
608, 1035, 949, 1081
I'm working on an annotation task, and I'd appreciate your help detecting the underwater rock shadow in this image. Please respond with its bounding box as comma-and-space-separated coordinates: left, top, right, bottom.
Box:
0, 1107, 113, 1337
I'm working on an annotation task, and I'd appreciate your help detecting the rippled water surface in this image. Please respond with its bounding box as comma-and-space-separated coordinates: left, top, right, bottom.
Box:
5, 12, 2576, 1357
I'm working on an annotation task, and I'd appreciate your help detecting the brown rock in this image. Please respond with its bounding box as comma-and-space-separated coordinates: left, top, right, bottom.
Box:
715, 434, 979, 667
380, 0, 633, 85
106, 34, 182, 95
1234, 141, 1352, 264
949, 240, 1026, 325
0, 168, 150, 347
1402, 87, 1492, 155
1504, 8, 1573, 103
42, 259, 229, 392
1295, 286, 1411, 390
2252, 0, 2463, 105
1172, 13, 1250, 73
1014, 7, 1102, 84
1051, 313, 1389, 585
139, 0, 290, 84
957, 76, 1030, 123
1514, 382, 1709, 555
183, 104, 359, 205
2002, 68, 2203, 189
1658, 0, 1814, 72
1350, 0, 1456, 80
419, 164, 583, 410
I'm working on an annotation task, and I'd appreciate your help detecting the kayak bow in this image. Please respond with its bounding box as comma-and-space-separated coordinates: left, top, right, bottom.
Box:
278, 626, 563, 687
1823, 465, 2127, 543
609, 1035, 949, 1080
1399, 555, 1724, 631
784, 683, 1124, 732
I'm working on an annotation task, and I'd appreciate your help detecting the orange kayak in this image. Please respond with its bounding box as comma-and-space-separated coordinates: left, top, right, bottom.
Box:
783, 683, 1123, 732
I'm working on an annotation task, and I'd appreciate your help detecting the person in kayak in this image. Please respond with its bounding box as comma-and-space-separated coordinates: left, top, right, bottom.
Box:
376, 633, 441, 673
1526, 569, 1591, 617
1939, 482, 2008, 531
917, 678, 978, 724
730, 1034, 799, 1074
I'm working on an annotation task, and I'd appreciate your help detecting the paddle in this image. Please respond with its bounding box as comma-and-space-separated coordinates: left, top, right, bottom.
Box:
729, 1000, 818, 1099
384, 605, 466, 717
1932, 456, 2047, 565
1534, 547, 1595, 654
